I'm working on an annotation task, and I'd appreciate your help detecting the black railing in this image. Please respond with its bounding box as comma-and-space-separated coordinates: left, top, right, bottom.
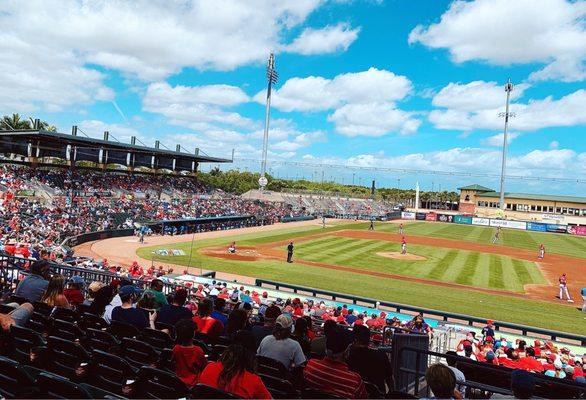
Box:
396, 345, 586, 398
254, 279, 586, 345
0, 253, 215, 298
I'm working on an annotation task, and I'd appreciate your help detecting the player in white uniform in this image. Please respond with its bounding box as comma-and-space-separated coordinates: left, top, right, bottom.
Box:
558, 274, 573, 302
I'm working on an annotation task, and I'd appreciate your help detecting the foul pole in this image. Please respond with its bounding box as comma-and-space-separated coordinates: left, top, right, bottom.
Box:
259, 53, 278, 190
498, 79, 514, 211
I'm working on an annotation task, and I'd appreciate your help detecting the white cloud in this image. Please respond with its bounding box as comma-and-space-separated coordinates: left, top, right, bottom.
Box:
0, 0, 354, 81
259, 68, 413, 112
481, 132, 520, 147
143, 82, 254, 131
430, 83, 586, 132
254, 68, 419, 136
328, 103, 421, 137
272, 130, 326, 151
409, 0, 586, 82
549, 140, 559, 149
432, 81, 529, 111
285, 23, 360, 55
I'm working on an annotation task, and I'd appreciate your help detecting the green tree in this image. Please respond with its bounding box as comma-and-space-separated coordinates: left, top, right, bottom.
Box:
1, 113, 32, 130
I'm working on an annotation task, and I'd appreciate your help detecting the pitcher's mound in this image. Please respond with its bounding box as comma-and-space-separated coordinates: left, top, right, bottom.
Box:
377, 252, 427, 261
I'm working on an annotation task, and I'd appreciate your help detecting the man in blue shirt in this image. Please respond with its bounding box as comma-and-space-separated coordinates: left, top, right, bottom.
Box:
14, 260, 50, 302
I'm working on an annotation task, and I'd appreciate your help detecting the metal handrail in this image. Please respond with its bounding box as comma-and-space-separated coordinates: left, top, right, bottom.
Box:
255, 278, 586, 345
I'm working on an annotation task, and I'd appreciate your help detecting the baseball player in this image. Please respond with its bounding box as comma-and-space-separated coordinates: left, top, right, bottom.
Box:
401, 236, 407, 255
399, 223, 404, 235
322, 215, 326, 229
558, 273, 573, 302
369, 219, 374, 231
538, 244, 545, 260
492, 227, 501, 244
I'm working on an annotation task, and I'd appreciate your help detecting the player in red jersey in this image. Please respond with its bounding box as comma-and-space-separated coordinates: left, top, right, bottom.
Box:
558, 273, 573, 302
401, 236, 407, 254
538, 244, 545, 260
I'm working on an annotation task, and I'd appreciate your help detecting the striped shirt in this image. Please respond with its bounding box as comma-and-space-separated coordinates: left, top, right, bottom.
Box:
303, 357, 367, 399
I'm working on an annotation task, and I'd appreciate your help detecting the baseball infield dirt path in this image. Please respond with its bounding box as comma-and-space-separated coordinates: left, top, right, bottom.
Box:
75, 222, 586, 304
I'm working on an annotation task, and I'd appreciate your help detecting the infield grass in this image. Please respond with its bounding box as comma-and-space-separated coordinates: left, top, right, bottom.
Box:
137, 221, 586, 335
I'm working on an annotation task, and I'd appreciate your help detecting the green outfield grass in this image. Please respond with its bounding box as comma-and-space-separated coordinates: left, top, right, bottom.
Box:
377, 221, 586, 259
137, 222, 586, 335
289, 236, 545, 292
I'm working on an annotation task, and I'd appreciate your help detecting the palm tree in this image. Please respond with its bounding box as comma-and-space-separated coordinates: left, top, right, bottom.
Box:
1, 113, 32, 130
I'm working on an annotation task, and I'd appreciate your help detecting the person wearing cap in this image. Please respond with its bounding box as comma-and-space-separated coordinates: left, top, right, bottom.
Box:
257, 314, 306, 371
14, 260, 50, 302
140, 278, 168, 310
286, 241, 294, 263
112, 284, 154, 330
84, 281, 105, 306
482, 320, 495, 340
544, 359, 566, 379
348, 325, 393, 394
304, 325, 367, 398
64, 275, 85, 306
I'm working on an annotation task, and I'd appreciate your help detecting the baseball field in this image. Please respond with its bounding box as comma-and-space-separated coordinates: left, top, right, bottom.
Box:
125, 220, 586, 335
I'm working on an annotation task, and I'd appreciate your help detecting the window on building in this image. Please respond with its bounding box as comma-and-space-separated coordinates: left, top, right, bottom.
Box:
556, 207, 562, 213
530, 205, 536, 211
548, 206, 554, 213
536, 205, 542, 212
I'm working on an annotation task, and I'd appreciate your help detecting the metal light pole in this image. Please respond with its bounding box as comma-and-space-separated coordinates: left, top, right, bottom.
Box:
259, 53, 278, 190
498, 79, 514, 210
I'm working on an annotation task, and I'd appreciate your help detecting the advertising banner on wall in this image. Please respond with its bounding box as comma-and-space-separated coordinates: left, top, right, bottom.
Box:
567, 225, 586, 236
454, 215, 472, 224
526, 222, 547, 232
546, 224, 567, 233
471, 217, 490, 226
402, 212, 416, 220
436, 214, 454, 223
489, 219, 527, 230
415, 212, 427, 220
425, 213, 437, 221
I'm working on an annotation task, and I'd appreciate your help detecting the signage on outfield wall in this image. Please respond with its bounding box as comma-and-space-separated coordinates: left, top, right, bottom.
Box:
567, 225, 586, 236
546, 224, 567, 233
454, 215, 472, 224
436, 214, 454, 223
471, 217, 490, 226
425, 213, 437, 221
489, 219, 527, 230
415, 212, 427, 220
542, 214, 564, 222
401, 212, 416, 220
526, 222, 547, 232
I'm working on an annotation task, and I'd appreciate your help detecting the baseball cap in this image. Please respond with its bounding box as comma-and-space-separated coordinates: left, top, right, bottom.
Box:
69, 275, 85, 285
554, 359, 563, 369
275, 314, 293, 329
486, 351, 495, 361
565, 365, 575, 374
119, 285, 140, 297
88, 281, 105, 293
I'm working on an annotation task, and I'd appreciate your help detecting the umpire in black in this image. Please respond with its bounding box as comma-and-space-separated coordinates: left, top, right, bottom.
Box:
287, 241, 294, 263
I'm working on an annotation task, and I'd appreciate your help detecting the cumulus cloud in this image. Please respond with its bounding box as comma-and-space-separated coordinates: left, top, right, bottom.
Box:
285, 24, 360, 55
143, 82, 254, 132
430, 81, 586, 132
254, 68, 419, 136
409, 0, 586, 82
481, 132, 520, 147
78, 120, 142, 143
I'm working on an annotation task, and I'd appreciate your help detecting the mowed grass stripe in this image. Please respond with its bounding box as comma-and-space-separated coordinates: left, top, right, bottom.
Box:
295, 237, 351, 255
455, 252, 479, 285
329, 240, 382, 264
299, 238, 362, 261
511, 258, 533, 285
296, 236, 345, 251
470, 253, 491, 288
345, 242, 403, 270
500, 257, 522, 292
488, 255, 505, 289
426, 250, 459, 280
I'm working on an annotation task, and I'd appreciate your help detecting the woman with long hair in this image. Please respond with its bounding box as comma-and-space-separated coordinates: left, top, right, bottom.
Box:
88, 285, 115, 317
224, 308, 248, 340
41, 275, 70, 309
199, 342, 271, 399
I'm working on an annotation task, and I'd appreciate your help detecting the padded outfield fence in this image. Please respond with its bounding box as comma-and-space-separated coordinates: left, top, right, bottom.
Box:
254, 279, 586, 346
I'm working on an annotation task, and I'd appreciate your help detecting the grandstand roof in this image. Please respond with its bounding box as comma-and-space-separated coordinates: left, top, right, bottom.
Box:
457, 184, 494, 192
0, 129, 231, 171
479, 191, 586, 204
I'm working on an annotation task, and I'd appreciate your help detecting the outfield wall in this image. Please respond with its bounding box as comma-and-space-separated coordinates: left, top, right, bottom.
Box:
401, 211, 586, 237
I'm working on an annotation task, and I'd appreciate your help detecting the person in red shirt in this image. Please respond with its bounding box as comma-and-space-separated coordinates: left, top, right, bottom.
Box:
304, 325, 367, 399
192, 298, 224, 341
517, 348, 544, 373
199, 343, 271, 399
63, 276, 85, 306
173, 319, 207, 387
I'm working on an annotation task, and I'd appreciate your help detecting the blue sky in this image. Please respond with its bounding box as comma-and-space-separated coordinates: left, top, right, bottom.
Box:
1, 0, 585, 194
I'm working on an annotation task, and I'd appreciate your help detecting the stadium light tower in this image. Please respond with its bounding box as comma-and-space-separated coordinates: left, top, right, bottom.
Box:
498, 78, 514, 211
259, 53, 278, 190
